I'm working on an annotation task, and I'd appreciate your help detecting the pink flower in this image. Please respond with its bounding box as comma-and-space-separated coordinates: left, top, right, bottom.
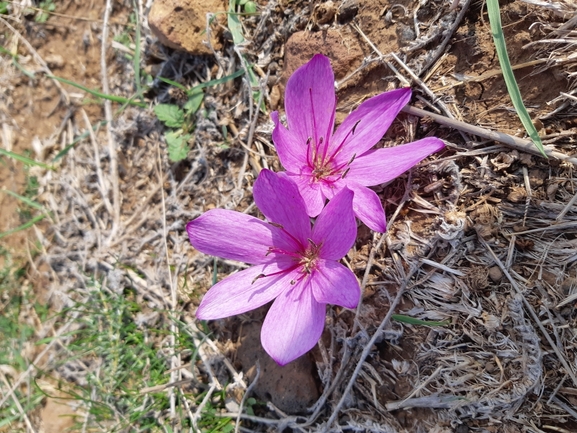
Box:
187, 169, 360, 365
272, 54, 445, 232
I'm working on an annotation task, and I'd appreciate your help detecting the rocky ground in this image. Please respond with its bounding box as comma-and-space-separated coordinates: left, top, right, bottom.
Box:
1, 0, 577, 432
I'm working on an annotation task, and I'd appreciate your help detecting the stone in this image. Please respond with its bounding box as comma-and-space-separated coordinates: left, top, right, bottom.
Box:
45, 53, 65, 69
148, 0, 226, 55
488, 266, 503, 283
236, 322, 319, 414
282, 29, 366, 84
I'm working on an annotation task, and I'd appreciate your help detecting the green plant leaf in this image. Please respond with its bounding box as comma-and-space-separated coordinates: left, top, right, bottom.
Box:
184, 90, 204, 114
157, 76, 187, 91
154, 104, 184, 128
48, 75, 146, 107
486, 0, 546, 158
0, 148, 53, 170
0, 215, 46, 240
165, 131, 190, 162
228, 0, 244, 45
392, 314, 450, 327
244, 1, 257, 14
1, 189, 44, 210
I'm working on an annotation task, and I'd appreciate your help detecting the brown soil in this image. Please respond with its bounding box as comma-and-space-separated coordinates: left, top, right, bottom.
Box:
0, 1, 124, 430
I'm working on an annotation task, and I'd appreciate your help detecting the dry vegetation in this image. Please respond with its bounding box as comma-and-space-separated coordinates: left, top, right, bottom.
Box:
1, 0, 577, 432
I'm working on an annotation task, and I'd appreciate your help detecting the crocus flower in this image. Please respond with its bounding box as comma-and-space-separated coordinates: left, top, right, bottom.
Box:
272, 54, 445, 232
187, 169, 360, 365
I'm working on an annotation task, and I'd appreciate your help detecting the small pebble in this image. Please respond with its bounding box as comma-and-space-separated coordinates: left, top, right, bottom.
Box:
45, 54, 65, 69
488, 266, 503, 283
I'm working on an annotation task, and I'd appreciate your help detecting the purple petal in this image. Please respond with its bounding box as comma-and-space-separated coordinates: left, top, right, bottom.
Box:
311, 260, 360, 309
312, 188, 356, 260
285, 54, 336, 150
349, 183, 387, 232
261, 279, 326, 365
271, 111, 307, 173
330, 88, 412, 163
319, 180, 341, 201
196, 261, 296, 320
253, 170, 311, 247
288, 173, 326, 217
345, 138, 445, 186
187, 210, 275, 264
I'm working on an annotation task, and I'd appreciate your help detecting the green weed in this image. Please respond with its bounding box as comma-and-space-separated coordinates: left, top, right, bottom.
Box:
154, 70, 244, 162
34, 0, 55, 23
0, 251, 46, 429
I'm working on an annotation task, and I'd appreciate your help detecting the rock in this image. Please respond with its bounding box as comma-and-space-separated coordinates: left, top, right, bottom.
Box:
282, 29, 366, 84
488, 266, 503, 283
236, 322, 319, 414
148, 0, 226, 55
45, 53, 65, 69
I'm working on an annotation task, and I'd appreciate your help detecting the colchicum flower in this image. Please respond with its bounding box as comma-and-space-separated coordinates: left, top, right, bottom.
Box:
272, 54, 445, 232
187, 169, 360, 365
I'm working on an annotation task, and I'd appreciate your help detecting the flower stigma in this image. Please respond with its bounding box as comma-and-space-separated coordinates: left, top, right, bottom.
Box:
254, 236, 322, 286
305, 116, 361, 184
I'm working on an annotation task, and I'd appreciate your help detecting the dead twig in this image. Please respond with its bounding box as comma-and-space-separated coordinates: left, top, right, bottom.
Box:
479, 236, 577, 387
321, 263, 419, 432
403, 105, 577, 165
101, 0, 121, 245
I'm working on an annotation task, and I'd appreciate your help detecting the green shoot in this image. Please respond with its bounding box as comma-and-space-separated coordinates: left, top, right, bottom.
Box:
53, 120, 107, 161
154, 90, 202, 162
0, 45, 35, 79
132, 1, 143, 100
0, 215, 46, 240
48, 75, 147, 108
1, 189, 44, 211
34, 0, 55, 23
486, 0, 547, 157
228, 0, 245, 45
0, 148, 53, 170
392, 314, 451, 327
154, 70, 245, 162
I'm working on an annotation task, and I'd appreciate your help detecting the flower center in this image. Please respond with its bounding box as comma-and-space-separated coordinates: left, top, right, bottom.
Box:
298, 239, 321, 274
307, 136, 336, 181
306, 134, 358, 183
257, 229, 322, 286
304, 86, 361, 184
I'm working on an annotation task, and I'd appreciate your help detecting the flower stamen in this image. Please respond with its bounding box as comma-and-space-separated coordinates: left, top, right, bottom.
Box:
332, 120, 361, 158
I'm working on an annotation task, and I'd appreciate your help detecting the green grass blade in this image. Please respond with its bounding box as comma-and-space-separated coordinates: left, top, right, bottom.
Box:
0, 45, 35, 78
1, 189, 44, 210
392, 314, 450, 327
0, 148, 53, 170
486, 0, 546, 158
212, 258, 218, 286
132, 0, 142, 100
53, 120, 107, 161
227, 0, 244, 45
0, 214, 46, 240
158, 69, 243, 94
157, 76, 187, 90
48, 75, 147, 107
190, 68, 245, 92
